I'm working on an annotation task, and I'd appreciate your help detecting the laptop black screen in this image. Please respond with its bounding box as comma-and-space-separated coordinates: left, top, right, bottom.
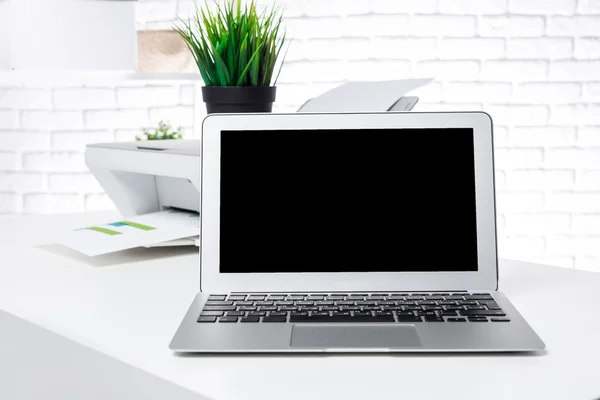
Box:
219, 128, 478, 273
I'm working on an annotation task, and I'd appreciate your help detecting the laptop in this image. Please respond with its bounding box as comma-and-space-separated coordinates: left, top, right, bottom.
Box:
170, 111, 545, 353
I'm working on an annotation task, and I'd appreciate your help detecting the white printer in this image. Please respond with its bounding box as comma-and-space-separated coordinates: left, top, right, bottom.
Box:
85, 140, 201, 248
86, 140, 200, 216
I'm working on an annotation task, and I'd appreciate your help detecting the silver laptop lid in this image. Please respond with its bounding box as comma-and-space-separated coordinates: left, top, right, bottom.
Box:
200, 112, 498, 293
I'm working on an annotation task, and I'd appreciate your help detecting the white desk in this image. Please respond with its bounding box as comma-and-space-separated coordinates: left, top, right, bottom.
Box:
1, 212, 599, 400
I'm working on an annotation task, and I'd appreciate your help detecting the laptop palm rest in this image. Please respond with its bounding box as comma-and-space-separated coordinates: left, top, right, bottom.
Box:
290, 325, 422, 348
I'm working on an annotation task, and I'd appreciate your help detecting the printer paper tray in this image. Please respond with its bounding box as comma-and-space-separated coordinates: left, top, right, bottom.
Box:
143, 236, 199, 248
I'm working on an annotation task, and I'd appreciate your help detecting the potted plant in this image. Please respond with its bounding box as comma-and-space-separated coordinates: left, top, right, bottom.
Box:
136, 121, 183, 141
174, 0, 287, 113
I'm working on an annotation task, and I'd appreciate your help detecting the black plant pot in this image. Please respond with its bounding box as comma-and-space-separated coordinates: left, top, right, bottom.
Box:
201, 86, 276, 114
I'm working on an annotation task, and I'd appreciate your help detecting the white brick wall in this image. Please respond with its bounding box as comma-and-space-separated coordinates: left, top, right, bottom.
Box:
116, 86, 180, 108
479, 16, 545, 37
54, 88, 117, 110
0, 0, 599, 272
0, 80, 196, 216
510, 0, 576, 15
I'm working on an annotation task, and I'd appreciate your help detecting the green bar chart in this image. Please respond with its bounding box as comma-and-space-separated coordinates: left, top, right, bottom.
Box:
86, 227, 122, 236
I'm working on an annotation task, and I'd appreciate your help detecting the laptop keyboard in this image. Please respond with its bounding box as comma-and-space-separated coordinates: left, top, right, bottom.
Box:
197, 293, 509, 323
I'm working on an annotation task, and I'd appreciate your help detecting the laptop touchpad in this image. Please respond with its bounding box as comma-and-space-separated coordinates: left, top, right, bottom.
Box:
290, 325, 421, 348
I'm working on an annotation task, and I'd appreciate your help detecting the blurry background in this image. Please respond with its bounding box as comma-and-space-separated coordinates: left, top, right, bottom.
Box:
0, 0, 599, 271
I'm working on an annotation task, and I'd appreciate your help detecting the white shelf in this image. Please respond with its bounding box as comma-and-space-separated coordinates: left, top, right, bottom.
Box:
2, 0, 138, 71
125, 72, 203, 81
0, 70, 203, 84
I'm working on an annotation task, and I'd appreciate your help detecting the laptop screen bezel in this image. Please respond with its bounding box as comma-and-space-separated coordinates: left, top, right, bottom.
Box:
200, 112, 498, 293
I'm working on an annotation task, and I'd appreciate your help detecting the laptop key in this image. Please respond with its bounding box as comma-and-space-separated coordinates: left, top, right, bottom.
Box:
205, 301, 234, 306
239, 306, 257, 311
396, 311, 415, 316
203, 306, 236, 311
279, 306, 297, 311
241, 316, 260, 323
357, 301, 377, 305
268, 295, 286, 300
227, 295, 246, 301
200, 311, 224, 316
447, 318, 467, 322
332, 311, 351, 316
269, 311, 288, 316
263, 316, 287, 322
491, 318, 511, 322
247, 295, 265, 301
289, 314, 394, 323
468, 317, 488, 322
440, 310, 458, 316
388, 295, 405, 300
480, 301, 502, 310
208, 295, 227, 301
375, 311, 393, 316
353, 312, 372, 317
227, 311, 245, 317
466, 294, 494, 300
425, 316, 444, 322
197, 316, 217, 323
397, 316, 422, 322
248, 311, 266, 316
219, 316, 238, 323
426, 296, 445, 300
460, 310, 506, 317
299, 306, 319, 311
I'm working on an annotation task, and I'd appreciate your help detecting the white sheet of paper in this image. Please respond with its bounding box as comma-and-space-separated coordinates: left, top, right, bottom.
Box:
56, 210, 200, 257
297, 78, 433, 113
